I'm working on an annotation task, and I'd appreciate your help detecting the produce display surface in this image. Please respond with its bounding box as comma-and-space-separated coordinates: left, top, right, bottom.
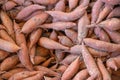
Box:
0, 0, 120, 80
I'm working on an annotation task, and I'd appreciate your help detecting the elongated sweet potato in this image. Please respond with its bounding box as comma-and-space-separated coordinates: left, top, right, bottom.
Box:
38, 22, 76, 31
29, 29, 42, 49
23, 72, 45, 80
0, 38, 20, 52
0, 29, 15, 44
9, 71, 40, 80
61, 54, 78, 65
84, 38, 120, 52
78, 13, 90, 43
97, 58, 111, 80
91, 0, 104, 23
39, 37, 69, 50
21, 12, 48, 34
14, 21, 33, 70
46, 6, 87, 21
0, 55, 19, 71
70, 45, 109, 57
34, 66, 60, 77
29, 45, 36, 64
0, 11, 15, 39
30, 0, 59, 5
16, 4, 46, 20
81, 43, 102, 80
23, 11, 42, 21
1, 68, 26, 79
96, 4, 113, 23
61, 57, 80, 80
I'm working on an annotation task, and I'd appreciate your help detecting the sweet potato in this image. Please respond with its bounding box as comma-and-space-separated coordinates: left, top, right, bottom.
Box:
2, 1, 17, 11
58, 36, 73, 47
46, 6, 87, 21
106, 55, 120, 71
97, 58, 111, 80
107, 6, 120, 19
23, 11, 42, 21
81, 43, 102, 80
16, 4, 45, 20
61, 57, 80, 80
61, 54, 78, 65
65, 29, 78, 44
78, 13, 90, 43
88, 47, 109, 57
0, 29, 15, 44
49, 30, 58, 41
41, 57, 55, 67
96, 4, 113, 23
101, 0, 120, 5
9, 71, 40, 80
94, 27, 110, 42
39, 37, 69, 50
55, 0, 66, 12
1, 68, 26, 79
0, 38, 20, 52
30, 0, 59, 5
73, 69, 89, 80
68, 0, 79, 11
0, 50, 9, 61
38, 22, 76, 31
34, 66, 60, 77
14, 21, 33, 70
0, 55, 19, 71
0, 11, 15, 39
23, 72, 45, 80
29, 29, 42, 49
98, 18, 120, 31
104, 29, 120, 44
29, 45, 36, 64
57, 65, 67, 74
21, 12, 48, 34
70, 45, 109, 57
91, 0, 104, 23
84, 38, 120, 52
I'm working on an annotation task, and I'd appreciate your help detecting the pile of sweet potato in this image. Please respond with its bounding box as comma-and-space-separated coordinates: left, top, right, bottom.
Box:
0, 0, 120, 80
